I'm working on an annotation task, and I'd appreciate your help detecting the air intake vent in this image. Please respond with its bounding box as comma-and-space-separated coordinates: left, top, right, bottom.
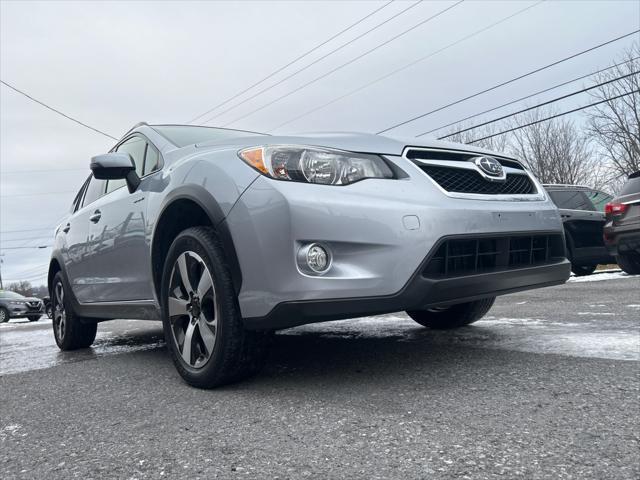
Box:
420, 165, 535, 195
423, 234, 565, 279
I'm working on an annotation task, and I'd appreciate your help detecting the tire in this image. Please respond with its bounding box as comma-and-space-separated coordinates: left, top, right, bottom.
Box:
46, 305, 53, 319
51, 272, 97, 350
161, 226, 271, 389
617, 252, 640, 275
571, 264, 597, 276
407, 297, 495, 330
28, 315, 41, 322
0, 307, 9, 323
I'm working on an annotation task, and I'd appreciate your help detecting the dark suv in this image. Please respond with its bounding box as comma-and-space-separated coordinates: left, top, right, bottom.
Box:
604, 172, 640, 274
544, 185, 614, 276
0, 290, 44, 322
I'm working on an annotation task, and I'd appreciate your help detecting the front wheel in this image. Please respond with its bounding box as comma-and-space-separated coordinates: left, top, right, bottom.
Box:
407, 297, 495, 330
0, 307, 9, 323
28, 315, 41, 322
161, 226, 271, 389
51, 272, 97, 350
571, 264, 597, 276
617, 252, 640, 275
46, 305, 53, 319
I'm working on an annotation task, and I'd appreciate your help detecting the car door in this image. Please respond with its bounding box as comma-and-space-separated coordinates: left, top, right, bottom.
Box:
549, 189, 606, 251
85, 135, 159, 302
62, 175, 107, 303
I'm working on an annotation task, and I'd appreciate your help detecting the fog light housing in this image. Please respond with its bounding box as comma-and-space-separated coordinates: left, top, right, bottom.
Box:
297, 243, 331, 275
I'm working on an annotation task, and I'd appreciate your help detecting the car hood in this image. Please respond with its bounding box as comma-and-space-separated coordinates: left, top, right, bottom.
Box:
195, 132, 514, 159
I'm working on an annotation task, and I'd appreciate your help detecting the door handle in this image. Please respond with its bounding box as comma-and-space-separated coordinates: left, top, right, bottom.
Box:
89, 210, 102, 223
62, 223, 71, 233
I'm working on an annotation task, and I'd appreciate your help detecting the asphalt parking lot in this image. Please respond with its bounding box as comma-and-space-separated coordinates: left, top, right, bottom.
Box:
1, 271, 639, 479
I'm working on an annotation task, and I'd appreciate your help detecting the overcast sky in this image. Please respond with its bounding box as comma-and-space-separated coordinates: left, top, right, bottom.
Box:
1, 0, 638, 286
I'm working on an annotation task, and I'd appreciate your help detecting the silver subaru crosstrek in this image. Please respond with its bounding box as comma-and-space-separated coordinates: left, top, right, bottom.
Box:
49, 123, 570, 388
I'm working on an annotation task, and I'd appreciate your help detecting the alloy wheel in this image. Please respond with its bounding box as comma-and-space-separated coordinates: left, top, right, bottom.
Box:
168, 251, 219, 369
53, 282, 66, 341
0, 309, 7, 322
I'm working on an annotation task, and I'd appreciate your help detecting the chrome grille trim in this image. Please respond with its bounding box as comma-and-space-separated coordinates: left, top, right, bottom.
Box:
402, 147, 545, 202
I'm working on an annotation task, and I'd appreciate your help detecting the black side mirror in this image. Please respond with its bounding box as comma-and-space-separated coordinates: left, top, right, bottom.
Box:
90, 153, 140, 193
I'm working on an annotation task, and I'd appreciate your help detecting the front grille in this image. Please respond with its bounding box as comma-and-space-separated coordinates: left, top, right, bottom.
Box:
419, 165, 535, 195
26, 301, 41, 310
405, 147, 524, 170
423, 234, 565, 279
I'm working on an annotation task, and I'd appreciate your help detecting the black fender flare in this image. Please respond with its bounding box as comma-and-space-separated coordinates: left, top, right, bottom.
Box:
151, 184, 243, 295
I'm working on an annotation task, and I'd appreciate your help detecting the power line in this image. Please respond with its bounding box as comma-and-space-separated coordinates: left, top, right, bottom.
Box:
188, 0, 396, 124
467, 90, 639, 144
219, 0, 464, 128
376, 29, 640, 134
419, 57, 639, 137
201, 0, 429, 125
0, 80, 118, 140
267, 0, 545, 132
437, 70, 638, 139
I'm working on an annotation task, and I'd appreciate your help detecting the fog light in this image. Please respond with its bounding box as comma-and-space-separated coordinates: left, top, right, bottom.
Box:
307, 244, 329, 272
298, 243, 332, 275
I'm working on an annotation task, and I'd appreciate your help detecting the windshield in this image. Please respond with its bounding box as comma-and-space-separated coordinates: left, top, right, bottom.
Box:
151, 125, 265, 148
0, 290, 25, 299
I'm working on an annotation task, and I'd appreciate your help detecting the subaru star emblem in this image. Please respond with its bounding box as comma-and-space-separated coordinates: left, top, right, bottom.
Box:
473, 156, 504, 179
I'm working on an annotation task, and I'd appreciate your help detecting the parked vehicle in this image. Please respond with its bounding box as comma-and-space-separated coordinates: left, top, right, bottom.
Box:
48, 123, 570, 388
544, 184, 614, 276
0, 290, 43, 322
43, 296, 53, 319
604, 171, 640, 274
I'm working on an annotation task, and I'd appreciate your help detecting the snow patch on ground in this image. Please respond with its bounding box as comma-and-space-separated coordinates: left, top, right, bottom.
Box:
568, 271, 632, 283
286, 314, 639, 362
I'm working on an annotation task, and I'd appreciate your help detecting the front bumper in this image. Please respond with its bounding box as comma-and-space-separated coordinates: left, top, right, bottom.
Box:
8, 303, 43, 318
225, 161, 566, 327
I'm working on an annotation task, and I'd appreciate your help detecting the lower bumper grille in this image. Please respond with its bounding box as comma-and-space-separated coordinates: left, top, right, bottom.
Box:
423, 233, 565, 278
420, 165, 535, 195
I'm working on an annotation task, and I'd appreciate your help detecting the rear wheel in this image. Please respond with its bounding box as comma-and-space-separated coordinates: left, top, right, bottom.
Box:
28, 315, 41, 322
407, 297, 495, 330
617, 252, 640, 275
571, 264, 597, 276
161, 226, 271, 389
0, 307, 9, 323
51, 272, 97, 350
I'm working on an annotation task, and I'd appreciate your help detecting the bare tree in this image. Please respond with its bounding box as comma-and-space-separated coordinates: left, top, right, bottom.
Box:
7, 280, 33, 297
587, 43, 640, 179
442, 121, 510, 153
509, 108, 604, 188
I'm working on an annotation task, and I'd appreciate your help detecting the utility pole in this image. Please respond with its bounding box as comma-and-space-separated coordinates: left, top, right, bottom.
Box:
0, 254, 4, 289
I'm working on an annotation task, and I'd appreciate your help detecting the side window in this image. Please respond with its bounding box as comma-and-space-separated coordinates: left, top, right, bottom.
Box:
71, 177, 90, 212
107, 136, 146, 193
586, 190, 612, 212
82, 175, 106, 208
144, 143, 160, 176
548, 190, 594, 211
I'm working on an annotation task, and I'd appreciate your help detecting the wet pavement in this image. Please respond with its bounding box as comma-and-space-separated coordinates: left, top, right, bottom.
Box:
0, 270, 639, 479
1, 270, 638, 376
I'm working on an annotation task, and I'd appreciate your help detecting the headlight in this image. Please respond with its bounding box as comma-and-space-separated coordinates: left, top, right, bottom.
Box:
238, 145, 393, 185
9, 301, 23, 305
